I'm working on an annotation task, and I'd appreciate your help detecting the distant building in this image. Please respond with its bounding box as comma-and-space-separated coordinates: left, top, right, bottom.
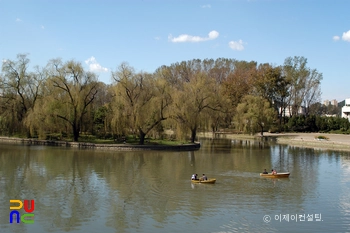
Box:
341, 98, 350, 121
279, 106, 306, 117
324, 99, 338, 106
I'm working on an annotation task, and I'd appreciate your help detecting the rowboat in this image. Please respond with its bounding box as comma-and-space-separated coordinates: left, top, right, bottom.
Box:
191, 178, 216, 184
259, 172, 290, 178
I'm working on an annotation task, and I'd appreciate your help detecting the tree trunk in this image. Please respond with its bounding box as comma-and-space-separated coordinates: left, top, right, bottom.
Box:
139, 129, 146, 145
212, 126, 215, 139
73, 124, 80, 142
260, 124, 264, 137
279, 105, 284, 132
190, 128, 197, 143
26, 130, 32, 138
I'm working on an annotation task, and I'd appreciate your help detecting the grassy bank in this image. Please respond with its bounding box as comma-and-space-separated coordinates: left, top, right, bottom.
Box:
78, 135, 187, 146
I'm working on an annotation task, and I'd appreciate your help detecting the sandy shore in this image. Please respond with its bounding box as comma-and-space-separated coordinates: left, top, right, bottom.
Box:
262, 132, 350, 152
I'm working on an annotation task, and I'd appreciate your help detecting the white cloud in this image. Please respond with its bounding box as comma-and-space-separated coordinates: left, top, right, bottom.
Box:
201, 4, 211, 8
15, 18, 22, 22
228, 40, 245, 51
168, 30, 219, 43
85, 56, 108, 73
342, 30, 350, 42
333, 35, 340, 41
154, 36, 161, 40
41, 25, 45, 29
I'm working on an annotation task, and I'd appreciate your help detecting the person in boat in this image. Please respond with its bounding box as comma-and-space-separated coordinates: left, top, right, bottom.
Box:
263, 169, 268, 174
201, 174, 208, 181
191, 174, 199, 180
271, 169, 277, 175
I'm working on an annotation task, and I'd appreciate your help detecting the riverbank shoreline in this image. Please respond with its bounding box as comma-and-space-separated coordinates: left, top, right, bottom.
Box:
2, 132, 350, 152
262, 132, 350, 152
198, 131, 350, 152
0, 136, 201, 151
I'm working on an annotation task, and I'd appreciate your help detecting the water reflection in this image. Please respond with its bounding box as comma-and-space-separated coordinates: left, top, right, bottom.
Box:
0, 140, 349, 233
188, 151, 195, 167
340, 156, 350, 227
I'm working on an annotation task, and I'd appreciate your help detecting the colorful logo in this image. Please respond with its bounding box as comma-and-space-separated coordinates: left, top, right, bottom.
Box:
9, 200, 35, 224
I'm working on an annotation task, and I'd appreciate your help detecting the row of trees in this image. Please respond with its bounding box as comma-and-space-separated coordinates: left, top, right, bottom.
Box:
287, 115, 350, 132
0, 54, 325, 143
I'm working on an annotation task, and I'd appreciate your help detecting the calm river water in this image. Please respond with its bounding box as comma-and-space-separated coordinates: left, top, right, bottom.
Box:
0, 138, 350, 233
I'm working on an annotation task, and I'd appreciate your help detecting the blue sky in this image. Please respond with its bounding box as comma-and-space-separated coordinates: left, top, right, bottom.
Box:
0, 0, 349, 102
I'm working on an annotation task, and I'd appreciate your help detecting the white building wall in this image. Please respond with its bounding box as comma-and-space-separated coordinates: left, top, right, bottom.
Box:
342, 98, 350, 121
279, 106, 306, 117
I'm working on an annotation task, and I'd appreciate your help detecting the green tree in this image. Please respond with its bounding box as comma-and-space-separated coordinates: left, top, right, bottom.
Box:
235, 95, 276, 136
170, 72, 218, 142
0, 54, 45, 136
46, 59, 98, 141
88, 82, 113, 138
111, 63, 171, 144
253, 64, 290, 131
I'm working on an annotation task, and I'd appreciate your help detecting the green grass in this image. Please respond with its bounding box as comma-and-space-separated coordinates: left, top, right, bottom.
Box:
78, 136, 187, 145
144, 139, 187, 146
32, 133, 186, 145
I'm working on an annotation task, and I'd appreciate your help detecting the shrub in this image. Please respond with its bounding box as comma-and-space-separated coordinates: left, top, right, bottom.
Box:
315, 135, 329, 140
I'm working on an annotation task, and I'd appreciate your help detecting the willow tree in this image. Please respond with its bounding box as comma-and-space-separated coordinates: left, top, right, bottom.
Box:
235, 95, 276, 136
170, 71, 217, 143
0, 54, 45, 136
43, 59, 98, 141
160, 58, 232, 141
25, 79, 67, 140
111, 63, 171, 144
202, 85, 230, 137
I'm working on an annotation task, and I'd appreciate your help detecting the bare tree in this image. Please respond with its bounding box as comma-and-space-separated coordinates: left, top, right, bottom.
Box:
283, 56, 322, 117
303, 69, 322, 116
